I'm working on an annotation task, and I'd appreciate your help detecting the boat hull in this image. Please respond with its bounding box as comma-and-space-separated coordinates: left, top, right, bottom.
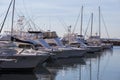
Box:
86, 46, 102, 53
52, 48, 86, 58
0, 55, 49, 70
101, 43, 113, 49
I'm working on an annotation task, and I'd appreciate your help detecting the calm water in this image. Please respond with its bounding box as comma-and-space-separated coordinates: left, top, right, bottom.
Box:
0, 46, 120, 80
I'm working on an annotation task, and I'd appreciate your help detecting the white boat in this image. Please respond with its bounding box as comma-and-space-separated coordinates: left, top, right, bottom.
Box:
86, 7, 113, 50
62, 32, 102, 53
0, 0, 49, 71
0, 47, 49, 71
43, 31, 86, 58
101, 43, 113, 49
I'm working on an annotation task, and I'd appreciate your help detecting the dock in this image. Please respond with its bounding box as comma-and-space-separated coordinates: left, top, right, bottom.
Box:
102, 38, 120, 46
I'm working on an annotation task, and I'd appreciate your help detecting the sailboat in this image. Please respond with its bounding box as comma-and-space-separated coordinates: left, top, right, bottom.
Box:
86, 12, 102, 52
97, 6, 113, 49
87, 7, 113, 50
63, 6, 102, 53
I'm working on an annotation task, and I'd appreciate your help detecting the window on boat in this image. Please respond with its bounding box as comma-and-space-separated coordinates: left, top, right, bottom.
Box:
70, 43, 80, 45
70, 43, 81, 47
35, 44, 43, 47
48, 43, 57, 46
18, 44, 33, 49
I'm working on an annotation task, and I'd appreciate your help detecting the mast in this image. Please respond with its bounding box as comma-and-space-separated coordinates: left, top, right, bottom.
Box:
11, 0, 15, 39
90, 13, 93, 37
80, 6, 83, 36
0, 0, 13, 33
68, 25, 71, 45
99, 6, 101, 37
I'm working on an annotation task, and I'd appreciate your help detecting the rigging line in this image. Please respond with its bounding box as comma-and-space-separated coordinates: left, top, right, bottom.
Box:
27, 20, 33, 31
56, 17, 67, 31
29, 18, 43, 31
0, 12, 5, 26
22, 0, 36, 27
22, 0, 31, 19
0, 11, 6, 19
30, 18, 42, 31
49, 17, 51, 30
56, 17, 68, 32
32, 22, 43, 32
72, 9, 81, 33
84, 14, 91, 37
15, 7, 24, 19
61, 18, 68, 28
26, 17, 36, 30
30, 19, 37, 30
0, 0, 13, 33
101, 13, 110, 38
18, 16, 28, 32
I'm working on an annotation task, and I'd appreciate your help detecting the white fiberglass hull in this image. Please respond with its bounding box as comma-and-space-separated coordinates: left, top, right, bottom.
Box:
0, 55, 49, 70
52, 48, 86, 58
86, 46, 102, 53
101, 43, 113, 49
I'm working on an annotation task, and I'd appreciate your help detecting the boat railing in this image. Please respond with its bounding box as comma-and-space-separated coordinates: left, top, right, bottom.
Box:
0, 58, 17, 62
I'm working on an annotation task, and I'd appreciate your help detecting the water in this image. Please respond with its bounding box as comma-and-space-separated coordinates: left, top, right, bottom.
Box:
0, 46, 120, 80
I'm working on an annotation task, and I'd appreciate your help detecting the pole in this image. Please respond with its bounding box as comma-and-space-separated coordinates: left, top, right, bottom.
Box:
99, 6, 101, 37
11, 0, 15, 39
80, 6, 83, 35
90, 13, 93, 37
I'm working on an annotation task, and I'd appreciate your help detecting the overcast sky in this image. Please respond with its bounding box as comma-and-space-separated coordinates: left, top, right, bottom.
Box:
0, 0, 120, 38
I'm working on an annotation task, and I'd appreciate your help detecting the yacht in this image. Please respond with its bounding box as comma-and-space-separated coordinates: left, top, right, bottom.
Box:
87, 36, 112, 50
43, 31, 86, 58
0, 40, 50, 71
63, 33, 102, 53
0, 0, 49, 71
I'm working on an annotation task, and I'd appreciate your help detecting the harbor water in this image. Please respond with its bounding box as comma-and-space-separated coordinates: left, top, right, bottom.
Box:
0, 46, 120, 80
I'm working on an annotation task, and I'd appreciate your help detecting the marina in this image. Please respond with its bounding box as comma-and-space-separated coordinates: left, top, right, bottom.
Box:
0, 46, 120, 80
0, 0, 119, 80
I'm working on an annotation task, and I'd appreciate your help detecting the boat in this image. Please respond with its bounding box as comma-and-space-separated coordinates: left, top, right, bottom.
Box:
86, 13, 102, 52
62, 6, 102, 53
98, 6, 113, 49
0, 0, 49, 71
43, 31, 86, 58
63, 33, 102, 53
87, 7, 113, 50
0, 39, 50, 70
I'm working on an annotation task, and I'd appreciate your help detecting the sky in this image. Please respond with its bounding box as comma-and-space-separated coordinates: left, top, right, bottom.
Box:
0, 0, 120, 38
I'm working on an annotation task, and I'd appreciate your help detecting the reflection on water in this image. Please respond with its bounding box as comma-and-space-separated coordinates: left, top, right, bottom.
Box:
0, 73, 37, 80
0, 46, 120, 80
